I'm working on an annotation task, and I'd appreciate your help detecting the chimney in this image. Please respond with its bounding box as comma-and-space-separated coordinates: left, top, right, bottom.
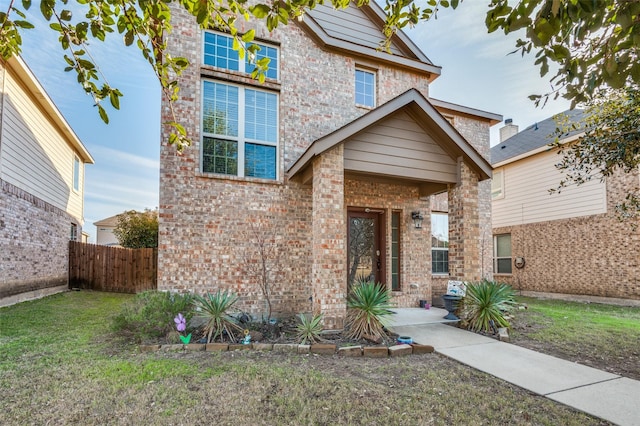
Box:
500, 118, 519, 142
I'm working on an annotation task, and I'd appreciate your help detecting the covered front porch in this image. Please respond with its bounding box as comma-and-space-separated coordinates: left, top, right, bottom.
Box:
288, 89, 492, 329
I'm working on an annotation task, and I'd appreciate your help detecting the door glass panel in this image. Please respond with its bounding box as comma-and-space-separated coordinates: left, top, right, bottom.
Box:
348, 217, 376, 289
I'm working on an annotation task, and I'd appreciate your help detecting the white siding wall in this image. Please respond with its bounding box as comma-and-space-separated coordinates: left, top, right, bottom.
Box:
343, 111, 458, 183
492, 149, 607, 228
0, 68, 84, 222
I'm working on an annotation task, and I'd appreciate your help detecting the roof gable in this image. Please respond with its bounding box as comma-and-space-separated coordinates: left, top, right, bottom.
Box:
288, 89, 492, 182
491, 109, 586, 165
300, 2, 441, 78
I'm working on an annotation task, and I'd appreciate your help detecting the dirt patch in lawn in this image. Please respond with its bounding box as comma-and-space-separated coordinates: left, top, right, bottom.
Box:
508, 303, 640, 381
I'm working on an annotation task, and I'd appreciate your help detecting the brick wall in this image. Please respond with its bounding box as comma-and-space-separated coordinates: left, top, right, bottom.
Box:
0, 178, 80, 301
494, 169, 639, 299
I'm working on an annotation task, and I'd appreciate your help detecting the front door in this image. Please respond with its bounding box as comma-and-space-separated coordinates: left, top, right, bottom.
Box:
347, 209, 385, 291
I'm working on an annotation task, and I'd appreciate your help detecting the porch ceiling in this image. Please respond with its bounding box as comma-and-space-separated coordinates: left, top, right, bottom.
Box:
287, 89, 493, 189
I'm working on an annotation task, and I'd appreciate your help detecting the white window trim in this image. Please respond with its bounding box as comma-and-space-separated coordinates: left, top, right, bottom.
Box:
431, 212, 449, 275
491, 168, 504, 200
355, 67, 376, 108
72, 155, 80, 193
200, 79, 280, 180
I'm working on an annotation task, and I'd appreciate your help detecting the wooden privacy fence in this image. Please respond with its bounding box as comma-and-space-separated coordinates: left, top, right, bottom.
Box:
69, 241, 157, 293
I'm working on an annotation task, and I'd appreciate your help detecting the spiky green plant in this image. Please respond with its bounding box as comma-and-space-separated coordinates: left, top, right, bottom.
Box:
296, 313, 324, 344
461, 279, 517, 333
345, 279, 393, 340
193, 290, 242, 343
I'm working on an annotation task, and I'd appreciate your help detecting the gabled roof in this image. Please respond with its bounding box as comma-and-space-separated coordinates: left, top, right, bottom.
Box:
300, 2, 441, 79
491, 109, 586, 166
288, 88, 493, 181
4, 56, 94, 164
430, 98, 503, 126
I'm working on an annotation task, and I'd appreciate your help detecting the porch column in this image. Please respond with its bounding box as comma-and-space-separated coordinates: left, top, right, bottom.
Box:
448, 160, 482, 282
311, 144, 346, 330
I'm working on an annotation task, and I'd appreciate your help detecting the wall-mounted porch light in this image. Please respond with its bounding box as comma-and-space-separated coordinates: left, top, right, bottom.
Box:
411, 211, 424, 229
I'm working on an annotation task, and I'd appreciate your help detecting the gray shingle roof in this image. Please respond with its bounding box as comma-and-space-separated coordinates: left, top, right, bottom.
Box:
490, 109, 587, 165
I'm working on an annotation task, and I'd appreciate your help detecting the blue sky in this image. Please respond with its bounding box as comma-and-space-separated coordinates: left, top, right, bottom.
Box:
14, 1, 570, 242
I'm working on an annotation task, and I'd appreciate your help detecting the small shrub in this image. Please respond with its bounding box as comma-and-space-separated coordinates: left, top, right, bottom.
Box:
111, 291, 194, 343
345, 279, 393, 340
461, 279, 516, 333
193, 290, 242, 343
296, 313, 323, 344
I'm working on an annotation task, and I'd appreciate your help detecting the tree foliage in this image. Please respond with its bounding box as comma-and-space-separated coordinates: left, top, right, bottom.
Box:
552, 86, 640, 221
112, 209, 159, 248
1, 0, 639, 150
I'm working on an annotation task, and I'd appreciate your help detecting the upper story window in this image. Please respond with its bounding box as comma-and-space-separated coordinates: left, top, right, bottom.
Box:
355, 68, 375, 108
493, 234, 512, 274
491, 169, 504, 200
73, 155, 80, 192
201, 80, 278, 180
431, 212, 449, 274
203, 31, 279, 80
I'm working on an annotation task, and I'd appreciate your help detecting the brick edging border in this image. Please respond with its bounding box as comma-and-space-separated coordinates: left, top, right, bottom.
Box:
140, 342, 435, 357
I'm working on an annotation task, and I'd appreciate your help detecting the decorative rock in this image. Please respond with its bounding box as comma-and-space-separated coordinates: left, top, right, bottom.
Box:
252, 343, 274, 351
229, 343, 251, 351
310, 344, 337, 355
206, 343, 229, 352
140, 344, 160, 352
338, 346, 363, 357
363, 334, 383, 344
161, 344, 184, 352
363, 346, 389, 358
498, 327, 510, 342
410, 344, 435, 355
186, 343, 205, 351
273, 344, 299, 353
388, 344, 413, 357
297, 344, 311, 354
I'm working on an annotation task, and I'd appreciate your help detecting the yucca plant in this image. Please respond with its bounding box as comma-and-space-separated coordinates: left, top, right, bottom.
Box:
460, 279, 516, 333
296, 313, 324, 344
193, 290, 242, 343
345, 279, 393, 340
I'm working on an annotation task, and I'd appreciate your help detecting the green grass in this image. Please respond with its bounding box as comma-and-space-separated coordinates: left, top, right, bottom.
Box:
0, 291, 609, 425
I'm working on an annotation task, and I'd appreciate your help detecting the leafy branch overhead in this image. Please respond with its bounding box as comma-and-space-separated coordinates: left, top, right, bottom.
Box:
1, 0, 639, 150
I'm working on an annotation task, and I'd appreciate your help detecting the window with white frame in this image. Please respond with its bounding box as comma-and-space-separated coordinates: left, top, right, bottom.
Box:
70, 223, 78, 241
202, 80, 278, 179
491, 169, 504, 199
355, 68, 375, 108
431, 213, 449, 274
493, 234, 512, 274
73, 155, 80, 192
203, 31, 279, 80
201, 31, 279, 180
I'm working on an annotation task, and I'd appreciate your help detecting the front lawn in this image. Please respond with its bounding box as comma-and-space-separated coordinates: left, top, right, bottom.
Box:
511, 296, 640, 380
0, 291, 607, 425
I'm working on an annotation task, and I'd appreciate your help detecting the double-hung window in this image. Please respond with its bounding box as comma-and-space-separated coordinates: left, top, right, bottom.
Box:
493, 234, 512, 274
491, 169, 504, 199
431, 213, 449, 274
73, 155, 80, 192
355, 68, 375, 108
202, 31, 279, 180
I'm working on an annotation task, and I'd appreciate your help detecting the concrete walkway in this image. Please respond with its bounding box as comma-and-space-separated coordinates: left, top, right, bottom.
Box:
390, 308, 640, 426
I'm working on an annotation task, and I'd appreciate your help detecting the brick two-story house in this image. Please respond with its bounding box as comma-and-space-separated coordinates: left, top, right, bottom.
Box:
159, 2, 501, 328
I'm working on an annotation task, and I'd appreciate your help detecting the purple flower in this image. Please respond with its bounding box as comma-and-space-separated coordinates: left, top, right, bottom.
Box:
174, 313, 186, 332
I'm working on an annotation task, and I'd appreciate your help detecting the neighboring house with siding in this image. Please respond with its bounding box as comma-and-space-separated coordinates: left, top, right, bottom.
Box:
159, 2, 501, 328
0, 56, 94, 306
491, 110, 639, 300
94, 214, 121, 246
